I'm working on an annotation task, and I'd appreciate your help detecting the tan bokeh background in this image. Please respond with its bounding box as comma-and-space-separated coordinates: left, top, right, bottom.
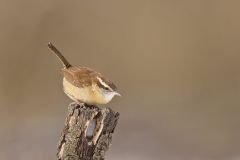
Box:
1, 0, 240, 159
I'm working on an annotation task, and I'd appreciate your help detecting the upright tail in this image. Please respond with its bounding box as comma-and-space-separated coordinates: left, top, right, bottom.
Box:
48, 42, 72, 69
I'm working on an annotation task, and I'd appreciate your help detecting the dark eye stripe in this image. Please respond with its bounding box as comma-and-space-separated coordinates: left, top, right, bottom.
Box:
98, 81, 110, 90
103, 86, 109, 90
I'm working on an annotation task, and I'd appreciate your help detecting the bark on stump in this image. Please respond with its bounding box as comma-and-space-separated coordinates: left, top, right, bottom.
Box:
57, 102, 120, 160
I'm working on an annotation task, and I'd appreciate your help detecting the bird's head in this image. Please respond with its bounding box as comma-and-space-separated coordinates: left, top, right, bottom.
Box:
96, 76, 121, 103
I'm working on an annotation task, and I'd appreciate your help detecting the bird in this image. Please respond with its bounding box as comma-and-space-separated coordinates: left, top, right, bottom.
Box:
48, 42, 121, 105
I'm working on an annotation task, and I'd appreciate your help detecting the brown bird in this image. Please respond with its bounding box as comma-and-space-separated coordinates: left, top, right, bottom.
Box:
48, 42, 120, 105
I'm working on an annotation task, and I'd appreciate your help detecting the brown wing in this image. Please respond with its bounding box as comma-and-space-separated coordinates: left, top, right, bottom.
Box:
62, 66, 117, 91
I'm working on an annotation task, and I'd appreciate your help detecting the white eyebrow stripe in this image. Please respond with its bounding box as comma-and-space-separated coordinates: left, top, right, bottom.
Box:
97, 76, 111, 89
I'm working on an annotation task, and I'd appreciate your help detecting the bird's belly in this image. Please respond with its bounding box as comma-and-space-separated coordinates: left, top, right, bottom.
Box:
63, 78, 107, 105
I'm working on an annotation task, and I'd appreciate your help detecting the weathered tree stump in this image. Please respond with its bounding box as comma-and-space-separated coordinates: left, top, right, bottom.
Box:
57, 102, 120, 160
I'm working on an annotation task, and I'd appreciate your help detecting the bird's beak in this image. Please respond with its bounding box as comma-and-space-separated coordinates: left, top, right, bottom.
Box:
114, 92, 121, 97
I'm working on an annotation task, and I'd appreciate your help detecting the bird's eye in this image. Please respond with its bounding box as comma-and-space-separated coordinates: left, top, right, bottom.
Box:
105, 87, 110, 91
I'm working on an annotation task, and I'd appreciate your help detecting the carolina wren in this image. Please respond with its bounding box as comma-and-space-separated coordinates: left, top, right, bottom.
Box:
48, 42, 120, 105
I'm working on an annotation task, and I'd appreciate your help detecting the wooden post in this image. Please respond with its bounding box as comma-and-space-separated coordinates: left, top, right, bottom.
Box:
57, 102, 120, 160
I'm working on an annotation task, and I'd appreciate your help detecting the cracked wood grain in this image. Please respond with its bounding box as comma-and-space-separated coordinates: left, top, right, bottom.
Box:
57, 102, 120, 160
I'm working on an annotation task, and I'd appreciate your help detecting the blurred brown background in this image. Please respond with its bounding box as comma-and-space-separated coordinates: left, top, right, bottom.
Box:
0, 0, 240, 160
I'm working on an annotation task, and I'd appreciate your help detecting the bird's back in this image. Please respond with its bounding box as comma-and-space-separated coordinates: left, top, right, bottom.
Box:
62, 66, 117, 90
